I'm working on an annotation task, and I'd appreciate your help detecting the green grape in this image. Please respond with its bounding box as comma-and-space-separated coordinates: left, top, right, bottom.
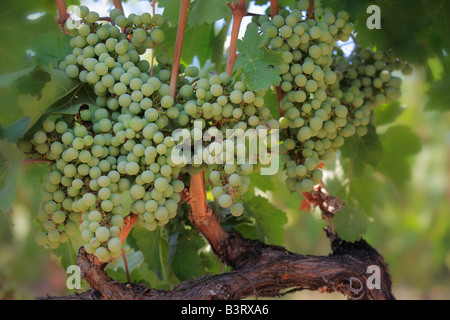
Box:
35, 232, 48, 246
108, 237, 122, 252
151, 29, 165, 44
95, 227, 110, 243
297, 127, 312, 142
130, 184, 145, 200
87, 211, 102, 224
95, 247, 110, 262
309, 117, 323, 130
230, 203, 244, 217
52, 211, 66, 224
218, 194, 233, 208
47, 230, 61, 242
298, 0, 310, 10
228, 174, 242, 187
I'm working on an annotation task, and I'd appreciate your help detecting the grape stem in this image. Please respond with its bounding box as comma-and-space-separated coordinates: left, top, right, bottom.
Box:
225, 0, 247, 75
169, 0, 190, 99
270, 0, 278, 18
113, 0, 124, 15
55, 0, 71, 34
98, 17, 115, 25
307, 0, 315, 18
121, 249, 131, 283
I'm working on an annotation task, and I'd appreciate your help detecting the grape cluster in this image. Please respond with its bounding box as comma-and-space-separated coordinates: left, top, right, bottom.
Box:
252, 0, 355, 194
23, 1, 411, 262
330, 46, 412, 137
170, 70, 278, 215
24, 8, 192, 262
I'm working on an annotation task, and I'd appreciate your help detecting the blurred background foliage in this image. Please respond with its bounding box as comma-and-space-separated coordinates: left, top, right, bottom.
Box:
0, 0, 449, 300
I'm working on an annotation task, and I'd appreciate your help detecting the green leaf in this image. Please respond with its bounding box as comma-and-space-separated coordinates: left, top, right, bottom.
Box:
264, 87, 280, 119
333, 205, 368, 242
243, 193, 287, 246
0, 1, 59, 74
29, 32, 72, 68
421, 0, 450, 54
25, 83, 97, 137
378, 125, 421, 187
4, 117, 31, 143
159, 0, 182, 26
424, 75, 450, 113
248, 172, 276, 192
160, 23, 215, 67
0, 64, 50, 126
56, 239, 78, 270
354, 0, 428, 63
18, 66, 79, 129
0, 64, 42, 88
374, 101, 405, 126
170, 229, 205, 281
347, 168, 382, 217
0, 140, 24, 213
234, 24, 283, 91
131, 224, 163, 279
340, 125, 383, 177
320, 0, 369, 18
188, 0, 231, 28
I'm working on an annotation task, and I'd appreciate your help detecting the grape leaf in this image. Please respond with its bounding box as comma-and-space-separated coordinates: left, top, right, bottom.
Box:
340, 125, 383, 177
347, 168, 383, 217
248, 172, 276, 192
354, 0, 427, 63
158, 0, 182, 26
378, 125, 421, 188
424, 75, 450, 113
29, 32, 72, 68
170, 229, 205, 281
18, 67, 79, 129
25, 83, 97, 137
0, 64, 51, 127
0, 140, 24, 214
0, 64, 42, 88
132, 224, 163, 279
320, 0, 369, 18
234, 24, 283, 91
242, 193, 287, 246
0, 1, 59, 74
3, 117, 31, 143
264, 87, 280, 119
374, 101, 406, 126
333, 205, 368, 243
54, 239, 78, 270
421, 0, 450, 53
107, 251, 170, 289
187, 0, 231, 28
161, 22, 215, 67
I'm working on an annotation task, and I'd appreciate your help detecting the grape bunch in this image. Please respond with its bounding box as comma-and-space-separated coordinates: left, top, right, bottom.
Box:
329, 46, 412, 138
22, 1, 410, 263
169, 70, 278, 215
23, 7, 192, 262
251, 0, 355, 194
